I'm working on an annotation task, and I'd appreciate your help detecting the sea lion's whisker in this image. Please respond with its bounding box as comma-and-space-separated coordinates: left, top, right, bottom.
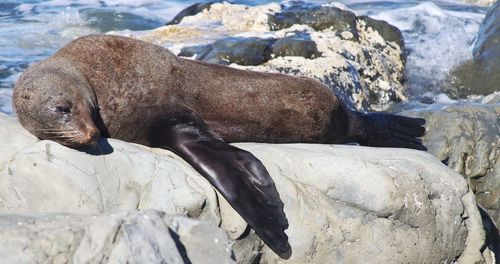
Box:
42, 131, 80, 135
31, 128, 70, 131
44, 136, 79, 140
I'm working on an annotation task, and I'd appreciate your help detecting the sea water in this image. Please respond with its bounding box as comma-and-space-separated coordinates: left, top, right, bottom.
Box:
0, 0, 488, 115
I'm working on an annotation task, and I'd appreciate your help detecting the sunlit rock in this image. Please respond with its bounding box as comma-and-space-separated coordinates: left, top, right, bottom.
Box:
0, 112, 488, 263
404, 103, 500, 228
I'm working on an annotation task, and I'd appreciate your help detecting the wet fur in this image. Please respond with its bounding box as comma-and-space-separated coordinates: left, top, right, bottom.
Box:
39, 35, 338, 144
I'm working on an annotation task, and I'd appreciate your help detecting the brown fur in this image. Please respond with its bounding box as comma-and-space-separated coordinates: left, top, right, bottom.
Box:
12, 35, 427, 258
14, 35, 341, 147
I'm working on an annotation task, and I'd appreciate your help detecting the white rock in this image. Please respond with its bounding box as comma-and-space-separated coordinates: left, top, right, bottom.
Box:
0, 113, 487, 263
404, 103, 500, 228
0, 210, 234, 264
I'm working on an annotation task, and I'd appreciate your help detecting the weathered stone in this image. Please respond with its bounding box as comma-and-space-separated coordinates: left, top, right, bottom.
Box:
403, 103, 500, 228
268, 3, 358, 35
358, 15, 405, 62
0, 210, 234, 264
0, 113, 489, 263
445, 1, 500, 98
178, 32, 321, 66
272, 32, 321, 59
179, 37, 275, 66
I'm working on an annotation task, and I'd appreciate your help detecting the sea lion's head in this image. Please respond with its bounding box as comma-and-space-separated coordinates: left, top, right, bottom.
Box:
13, 59, 100, 148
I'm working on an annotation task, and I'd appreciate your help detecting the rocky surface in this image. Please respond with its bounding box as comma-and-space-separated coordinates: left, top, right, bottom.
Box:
116, 2, 406, 111
0, 210, 234, 264
445, 1, 499, 98
403, 103, 500, 229
0, 112, 489, 263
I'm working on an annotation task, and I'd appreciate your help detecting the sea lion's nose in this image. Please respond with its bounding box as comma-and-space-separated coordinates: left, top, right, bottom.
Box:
84, 125, 100, 146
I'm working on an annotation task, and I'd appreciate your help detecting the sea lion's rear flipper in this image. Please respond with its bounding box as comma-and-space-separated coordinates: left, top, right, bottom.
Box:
362, 113, 427, 150
340, 109, 427, 150
153, 115, 291, 259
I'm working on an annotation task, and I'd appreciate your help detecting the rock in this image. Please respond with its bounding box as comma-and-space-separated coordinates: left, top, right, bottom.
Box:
243, 143, 487, 264
79, 8, 163, 32
178, 32, 321, 66
115, 2, 406, 111
357, 15, 405, 61
268, 3, 358, 34
166, 1, 220, 26
0, 112, 488, 263
179, 37, 275, 66
403, 103, 500, 228
445, 1, 500, 98
0, 210, 234, 263
479, 206, 500, 262
272, 32, 321, 59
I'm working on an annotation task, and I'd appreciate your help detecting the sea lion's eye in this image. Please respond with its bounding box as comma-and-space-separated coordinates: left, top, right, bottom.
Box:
54, 105, 71, 114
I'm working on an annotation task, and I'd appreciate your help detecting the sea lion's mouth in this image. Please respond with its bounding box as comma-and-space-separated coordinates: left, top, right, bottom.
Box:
74, 126, 100, 147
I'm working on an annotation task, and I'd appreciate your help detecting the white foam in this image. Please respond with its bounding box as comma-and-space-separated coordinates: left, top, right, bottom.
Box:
434, 93, 458, 104
16, 4, 35, 12
363, 1, 484, 95
101, 0, 163, 7
322, 2, 350, 11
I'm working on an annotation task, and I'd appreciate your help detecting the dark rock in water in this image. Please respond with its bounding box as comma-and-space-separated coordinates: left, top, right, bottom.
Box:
444, 1, 499, 98
179, 32, 321, 65
473, 0, 500, 59
79, 8, 163, 32
269, 3, 358, 37
272, 32, 321, 59
166, 1, 220, 25
178, 45, 212, 60
179, 37, 275, 66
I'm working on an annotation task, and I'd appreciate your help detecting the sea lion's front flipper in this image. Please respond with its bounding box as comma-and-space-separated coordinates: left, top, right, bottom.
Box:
152, 115, 291, 259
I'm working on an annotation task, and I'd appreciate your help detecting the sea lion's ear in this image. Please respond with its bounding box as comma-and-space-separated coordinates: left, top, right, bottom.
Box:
152, 114, 292, 259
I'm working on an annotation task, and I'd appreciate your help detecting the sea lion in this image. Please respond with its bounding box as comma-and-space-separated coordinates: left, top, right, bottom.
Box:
13, 34, 426, 259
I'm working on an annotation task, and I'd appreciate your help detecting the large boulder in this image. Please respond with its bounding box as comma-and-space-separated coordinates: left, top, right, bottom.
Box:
0, 113, 489, 263
445, 1, 500, 98
403, 103, 500, 228
117, 2, 406, 111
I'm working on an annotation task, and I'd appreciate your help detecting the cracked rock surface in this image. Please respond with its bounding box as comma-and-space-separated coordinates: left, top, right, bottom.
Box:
404, 103, 500, 228
0, 113, 488, 263
0, 210, 234, 264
